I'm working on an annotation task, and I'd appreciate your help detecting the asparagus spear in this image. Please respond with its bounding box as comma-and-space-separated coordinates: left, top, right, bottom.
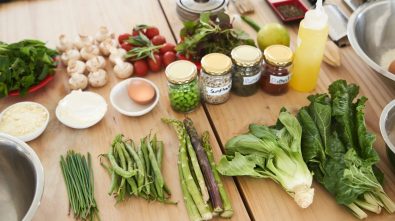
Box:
184, 118, 223, 213
163, 118, 212, 220
202, 131, 234, 218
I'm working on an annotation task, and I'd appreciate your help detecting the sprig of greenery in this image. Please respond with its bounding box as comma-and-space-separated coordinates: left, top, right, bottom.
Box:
0, 39, 58, 98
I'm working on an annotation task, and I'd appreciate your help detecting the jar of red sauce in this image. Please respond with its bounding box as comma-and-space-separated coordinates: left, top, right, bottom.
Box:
261, 45, 293, 95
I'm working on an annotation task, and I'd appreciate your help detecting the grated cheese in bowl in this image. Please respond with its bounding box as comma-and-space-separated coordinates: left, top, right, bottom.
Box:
0, 102, 49, 142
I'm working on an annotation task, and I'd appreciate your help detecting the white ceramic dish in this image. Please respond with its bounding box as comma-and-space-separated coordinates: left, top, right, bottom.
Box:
110, 77, 160, 117
0, 102, 49, 142
380, 99, 395, 153
56, 90, 107, 129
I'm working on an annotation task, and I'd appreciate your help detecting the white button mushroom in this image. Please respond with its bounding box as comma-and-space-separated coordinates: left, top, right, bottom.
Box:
86, 56, 106, 72
61, 49, 81, 66
95, 26, 112, 43
80, 45, 100, 61
99, 37, 118, 56
109, 48, 127, 64
74, 34, 94, 50
69, 73, 88, 90
56, 34, 74, 53
114, 60, 133, 79
67, 60, 86, 76
88, 69, 108, 87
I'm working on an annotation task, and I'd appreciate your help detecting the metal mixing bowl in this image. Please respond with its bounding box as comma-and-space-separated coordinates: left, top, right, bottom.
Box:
380, 100, 395, 170
0, 133, 44, 221
348, 0, 395, 81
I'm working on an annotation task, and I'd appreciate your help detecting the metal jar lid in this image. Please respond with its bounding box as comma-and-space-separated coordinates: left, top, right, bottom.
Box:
165, 60, 197, 84
231, 45, 262, 67
201, 53, 232, 75
176, 0, 229, 21
263, 45, 293, 67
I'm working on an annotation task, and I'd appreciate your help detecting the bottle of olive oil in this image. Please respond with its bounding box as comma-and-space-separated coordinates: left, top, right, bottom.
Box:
289, 0, 328, 92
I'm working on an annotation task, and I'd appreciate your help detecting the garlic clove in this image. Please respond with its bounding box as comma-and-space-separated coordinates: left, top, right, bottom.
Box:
56, 34, 74, 53
95, 26, 112, 43
67, 60, 86, 76
74, 34, 94, 50
86, 56, 106, 72
114, 61, 133, 79
61, 49, 81, 66
69, 73, 88, 90
88, 69, 108, 87
80, 45, 100, 61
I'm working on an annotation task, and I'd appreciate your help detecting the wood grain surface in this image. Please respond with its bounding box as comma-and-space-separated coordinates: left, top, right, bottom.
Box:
0, 0, 249, 220
159, 0, 395, 220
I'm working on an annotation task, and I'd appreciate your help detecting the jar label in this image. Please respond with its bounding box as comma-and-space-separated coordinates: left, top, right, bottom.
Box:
205, 83, 232, 96
270, 75, 290, 85
243, 73, 261, 85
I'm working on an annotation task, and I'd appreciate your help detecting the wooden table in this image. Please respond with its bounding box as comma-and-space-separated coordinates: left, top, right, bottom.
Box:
0, 0, 394, 220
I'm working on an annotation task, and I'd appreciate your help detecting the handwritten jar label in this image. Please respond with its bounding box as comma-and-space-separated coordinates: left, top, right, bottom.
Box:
243, 72, 261, 85
205, 83, 232, 96
269, 75, 290, 85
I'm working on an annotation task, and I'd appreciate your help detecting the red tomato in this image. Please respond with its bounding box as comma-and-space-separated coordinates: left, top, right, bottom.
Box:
118, 33, 131, 44
132, 30, 140, 36
121, 42, 133, 51
147, 54, 162, 72
145, 27, 160, 39
151, 35, 166, 46
134, 60, 149, 76
162, 51, 176, 67
159, 43, 176, 54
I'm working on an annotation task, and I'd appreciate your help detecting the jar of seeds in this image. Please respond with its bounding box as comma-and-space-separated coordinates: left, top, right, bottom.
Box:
200, 53, 232, 104
231, 45, 262, 96
165, 60, 200, 113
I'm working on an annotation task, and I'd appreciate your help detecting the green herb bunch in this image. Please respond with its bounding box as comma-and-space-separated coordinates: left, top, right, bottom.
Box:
176, 12, 255, 61
0, 40, 58, 97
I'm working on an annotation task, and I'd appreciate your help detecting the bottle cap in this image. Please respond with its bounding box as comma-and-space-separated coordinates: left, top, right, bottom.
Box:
263, 45, 293, 67
231, 45, 262, 67
165, 60, 197, 84
303, 0, 328, 30
201, 53, 232, 75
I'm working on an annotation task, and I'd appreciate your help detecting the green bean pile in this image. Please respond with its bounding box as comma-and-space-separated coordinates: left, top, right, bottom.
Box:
101, 134, 173, 203
60, 150, 99, 221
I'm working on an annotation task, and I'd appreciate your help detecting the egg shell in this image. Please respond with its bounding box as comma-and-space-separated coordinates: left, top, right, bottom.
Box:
127, 80, 156, 105
389, 60, 395, 74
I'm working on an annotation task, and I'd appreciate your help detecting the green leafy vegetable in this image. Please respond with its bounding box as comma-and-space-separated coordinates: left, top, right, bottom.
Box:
217, 111, 314, 208
176, 12, 255, 61
0, 39, 58, 97
297, 80, 395, 219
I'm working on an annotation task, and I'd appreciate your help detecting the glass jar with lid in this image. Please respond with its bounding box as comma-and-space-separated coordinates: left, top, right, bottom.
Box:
165, 60, 200, 113
200, 53, 232, 104
261, 45, 293, 95
231, 45, 262, 96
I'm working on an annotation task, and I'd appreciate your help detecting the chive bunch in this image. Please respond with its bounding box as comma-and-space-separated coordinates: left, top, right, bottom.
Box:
101, 134, 173, 203
60, 151, 99, 221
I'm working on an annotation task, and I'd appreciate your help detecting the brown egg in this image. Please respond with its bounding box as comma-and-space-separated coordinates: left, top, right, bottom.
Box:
127, 80, 155, 105
389, 60, 395, 74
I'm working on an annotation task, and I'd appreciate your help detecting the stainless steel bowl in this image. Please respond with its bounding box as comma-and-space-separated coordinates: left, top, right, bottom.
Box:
348, 0, 395, 81
0, 133, 44, 221
380, 100, 395, 169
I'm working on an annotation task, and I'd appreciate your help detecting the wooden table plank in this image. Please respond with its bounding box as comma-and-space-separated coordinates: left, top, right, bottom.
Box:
0, 0, 249, 220
159, 0, 395, 220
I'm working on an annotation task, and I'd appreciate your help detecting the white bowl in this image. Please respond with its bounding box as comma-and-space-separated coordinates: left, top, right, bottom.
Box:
110, 77, 160, 117
0, 102, 49, 142
55, 90, 107, 129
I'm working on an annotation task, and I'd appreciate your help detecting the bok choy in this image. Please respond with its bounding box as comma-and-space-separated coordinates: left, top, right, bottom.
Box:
297, 80, 395, 219
217, 111, 314, 208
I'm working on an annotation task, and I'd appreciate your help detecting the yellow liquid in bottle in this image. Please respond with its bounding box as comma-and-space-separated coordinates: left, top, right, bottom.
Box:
290, 21, 328, 92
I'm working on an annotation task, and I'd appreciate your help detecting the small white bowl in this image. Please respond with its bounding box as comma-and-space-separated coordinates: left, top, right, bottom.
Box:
0, 102, 49, 142
110, 77, 160, 117
56, 90, 107, 129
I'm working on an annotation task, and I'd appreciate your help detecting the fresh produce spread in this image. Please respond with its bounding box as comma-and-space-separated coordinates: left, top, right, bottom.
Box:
1, 0, 395, 221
